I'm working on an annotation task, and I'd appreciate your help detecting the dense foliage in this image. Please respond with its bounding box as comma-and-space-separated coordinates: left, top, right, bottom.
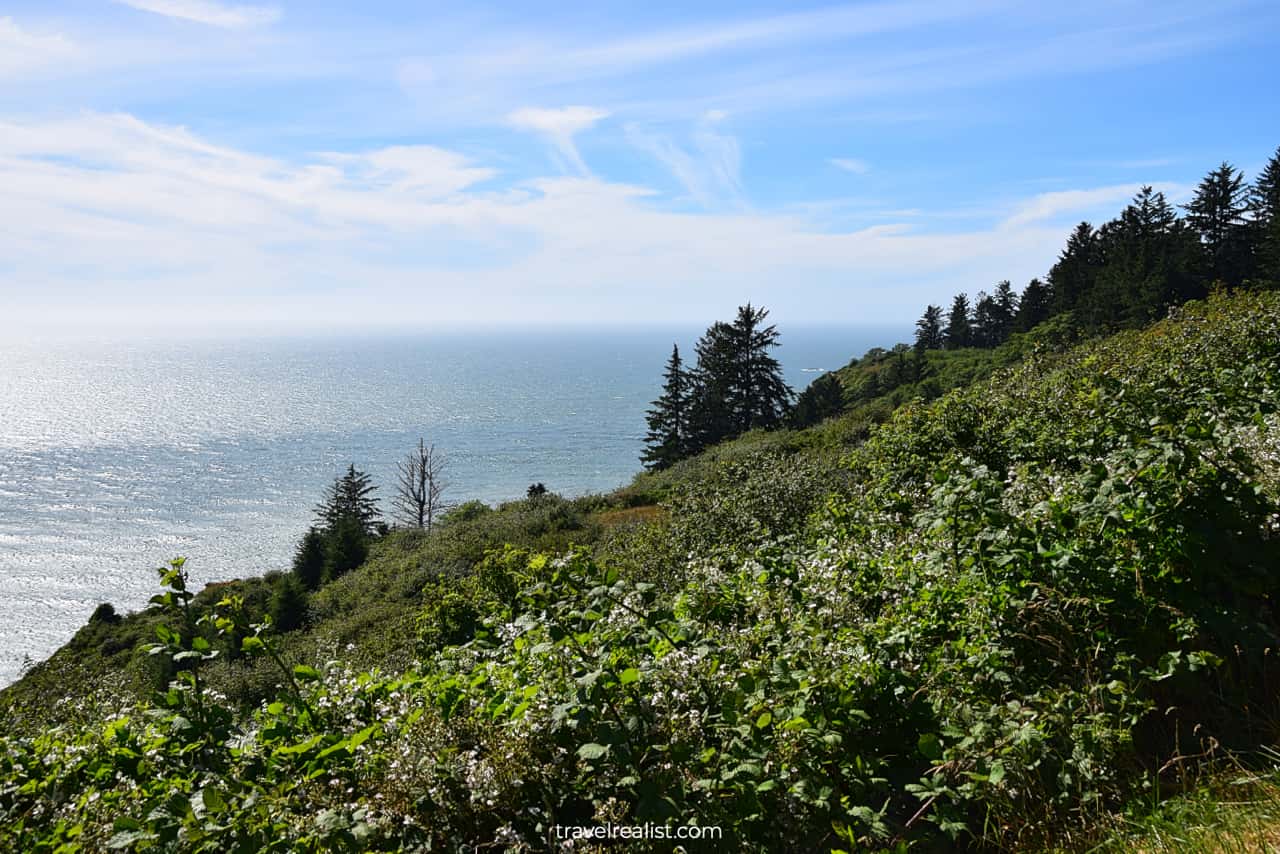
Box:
4, 291, 1279, 851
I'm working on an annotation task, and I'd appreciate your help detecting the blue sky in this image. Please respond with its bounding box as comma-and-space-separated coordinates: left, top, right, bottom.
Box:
1, 0, 1278, 332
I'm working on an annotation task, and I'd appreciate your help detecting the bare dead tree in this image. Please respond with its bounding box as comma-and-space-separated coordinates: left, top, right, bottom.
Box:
394, 438, 450, 530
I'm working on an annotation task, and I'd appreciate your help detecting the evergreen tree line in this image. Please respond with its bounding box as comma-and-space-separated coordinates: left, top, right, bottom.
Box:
642, 304, 795, 470
915, 150, 1280, 353
646, 149, 1280, 451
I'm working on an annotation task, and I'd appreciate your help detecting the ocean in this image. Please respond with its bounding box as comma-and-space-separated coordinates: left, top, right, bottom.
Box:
0, 324, 904, 686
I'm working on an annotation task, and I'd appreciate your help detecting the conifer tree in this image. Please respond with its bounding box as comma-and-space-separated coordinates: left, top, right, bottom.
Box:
269, 574, 309, 632
1252, 147, 1280, 284
1049, 222, 1099, 315
914, 304, 944, 353
1084, 187, 1204, 329
971, 291, 1001, 348
944, 293, 972, 349
684, 321, 737, 453
790, 372, 845, 428
1014, 278, 1052, 332
1184, 161, 1252, 286
291, 527, 326, 590
682, 305, 793, 455
640, 344, 688, 471
731, 303, 794, 431
315, 464, 381, 536
993, 280, 1018, 342
322, 514, 368, 582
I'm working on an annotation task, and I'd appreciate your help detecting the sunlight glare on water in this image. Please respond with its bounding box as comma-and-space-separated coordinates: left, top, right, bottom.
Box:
0, 325, 903, 685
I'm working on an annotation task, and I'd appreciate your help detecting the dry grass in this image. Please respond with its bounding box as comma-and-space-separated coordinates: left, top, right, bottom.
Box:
1088, 760, 1280, 854
591, 504, 665, 528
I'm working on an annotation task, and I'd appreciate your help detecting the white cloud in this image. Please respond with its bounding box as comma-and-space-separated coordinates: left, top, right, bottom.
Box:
0, 111, 1102, 331
628, 112, 743, 207
0, 17, 76, 78
115, 0, 281, 28
831, 158, 871, 175
1000, 184, 1152, 229
507, 106, 609, 175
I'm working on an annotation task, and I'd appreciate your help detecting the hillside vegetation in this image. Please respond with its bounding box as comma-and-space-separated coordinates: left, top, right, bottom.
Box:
3, 290, 1279, 851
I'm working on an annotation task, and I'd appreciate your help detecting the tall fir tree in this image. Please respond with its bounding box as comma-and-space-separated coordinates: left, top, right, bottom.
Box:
944, 293, 972, 349
914, 304, 944, 353
1014, 278, 1052, 332
269, 574, 309, 632
731, 303, 794, 432
1252, 147, 1280, 284
992, 280, 1018, 342
315, 464, 382, 535
971, 291, 1000, 348
291, 527, 326, 590
640, 344, 688, 471
1048, 222, 1099, 315
322, 514, 368, 583
1085, 187, 1203, 330
684, 320, 738, 454
682, 305, 793, 455
1184, 161, 1253, 287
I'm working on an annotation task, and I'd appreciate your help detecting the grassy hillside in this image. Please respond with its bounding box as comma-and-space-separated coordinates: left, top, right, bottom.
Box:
3, 291, 1280, 851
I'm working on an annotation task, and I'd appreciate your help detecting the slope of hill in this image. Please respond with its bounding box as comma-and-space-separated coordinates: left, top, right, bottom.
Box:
3, 290, 1279, 851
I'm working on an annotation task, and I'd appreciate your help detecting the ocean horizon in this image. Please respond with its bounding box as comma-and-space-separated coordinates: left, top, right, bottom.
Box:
0, 323, 906, 685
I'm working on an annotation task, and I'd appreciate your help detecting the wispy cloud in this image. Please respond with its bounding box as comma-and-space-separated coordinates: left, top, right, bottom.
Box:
998, 183, 1190, 229
830, 158, 871, 175
0, 17, 76, 78
627, 111, 743, 207
115, 0, 281, 28
507, 106, 609, 175
0, 111, 1105, 330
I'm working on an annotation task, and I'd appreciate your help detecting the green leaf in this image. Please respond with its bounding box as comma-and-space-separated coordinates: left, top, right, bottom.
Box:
755, 711, 773, 729
618, 668, 641, 685
578, 742, 609, 761
201, 786, 227, 813
293, 664, 322, 682
918, 733, 943, 760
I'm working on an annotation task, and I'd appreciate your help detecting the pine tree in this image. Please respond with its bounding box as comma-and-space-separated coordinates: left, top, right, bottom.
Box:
291, 526, 326, 590
992, 280, 1018, 342
315, 464, 381, 535
914, 304, 944, 353
1049, 222, 1099, 315
790, 372, 845, 428
944, 294, 972, 349
684, 321, 737, 453
1085, 187, 1203, 329
1014, 278, 1052, 332
1184, 161, 1252, 286
640, 344, 688, 471
269, 574, 309, 632
1253, 147, 1280, 284
322, 515, 368, 583
731, 303, 794, 431
971, 291, 1001, 348
681, 305, 794, 453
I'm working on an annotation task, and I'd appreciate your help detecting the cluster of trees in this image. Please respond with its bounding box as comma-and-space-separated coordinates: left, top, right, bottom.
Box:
289, 464, 384, 594
914, 278, 1051, 353
289, 442, 453, 596
642, 304, 795, 470
915, 151, 1280, 352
